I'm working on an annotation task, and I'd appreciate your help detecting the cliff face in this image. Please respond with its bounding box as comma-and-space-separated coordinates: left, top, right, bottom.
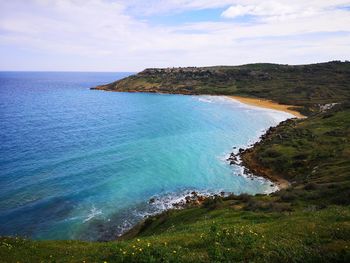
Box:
92, 61, 350, 115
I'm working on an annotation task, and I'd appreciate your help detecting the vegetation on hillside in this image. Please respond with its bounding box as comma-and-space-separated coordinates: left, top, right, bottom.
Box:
241, 103, 350, 206
1, 205, 349, 262
93, 61, 350, 115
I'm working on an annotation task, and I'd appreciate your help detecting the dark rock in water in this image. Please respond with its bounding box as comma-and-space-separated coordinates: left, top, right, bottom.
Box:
178, 201, 186, 207
233, 146, 237, 149
239, 148, 244, 153
270, 184, 274, 187
227, 152, 239, 165
149, 198, 155, 204
191, 191, 197, 196
220, 191, 225, 196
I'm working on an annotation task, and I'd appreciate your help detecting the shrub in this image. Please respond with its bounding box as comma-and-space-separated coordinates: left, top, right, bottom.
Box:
244, 200, 292, 212
330, 189, 350, 205
304, 182, 318, 190
280, 192, 297, 202
262, 149, 281, 158
223, 194, 238, 201
267, 202, 292, 212
237, 193, 252, 202
203, 196, 223, 210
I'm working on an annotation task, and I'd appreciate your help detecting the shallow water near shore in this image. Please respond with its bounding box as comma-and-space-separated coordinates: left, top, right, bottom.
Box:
0, 72, 293, 241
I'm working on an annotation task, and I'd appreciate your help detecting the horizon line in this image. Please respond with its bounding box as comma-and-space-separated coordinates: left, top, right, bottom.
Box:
0, 60, 349, 73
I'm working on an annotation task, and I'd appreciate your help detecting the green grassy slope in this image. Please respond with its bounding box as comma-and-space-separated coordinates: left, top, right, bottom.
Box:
2, 102, 350, 263
241, 103, 350, 206
93, 61, 350, 115
1, 206, 350, 262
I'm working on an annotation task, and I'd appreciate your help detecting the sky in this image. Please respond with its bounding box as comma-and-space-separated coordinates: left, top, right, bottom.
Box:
0, 0, 350, 71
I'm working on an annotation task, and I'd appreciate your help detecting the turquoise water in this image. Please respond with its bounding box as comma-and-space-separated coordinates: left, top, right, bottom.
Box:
0, 72, 293, 241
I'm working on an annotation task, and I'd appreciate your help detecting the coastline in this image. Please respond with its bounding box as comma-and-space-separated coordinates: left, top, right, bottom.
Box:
92, 87, 305, 119
225, 95, 302, 190
227, 95, 306, 119
240, 149, 290, 190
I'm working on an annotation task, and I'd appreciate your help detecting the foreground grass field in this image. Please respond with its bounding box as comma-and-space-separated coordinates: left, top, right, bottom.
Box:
1, 205, 349, 262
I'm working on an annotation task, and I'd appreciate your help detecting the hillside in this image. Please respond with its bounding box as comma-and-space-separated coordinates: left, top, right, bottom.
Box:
93, 61, 350, 115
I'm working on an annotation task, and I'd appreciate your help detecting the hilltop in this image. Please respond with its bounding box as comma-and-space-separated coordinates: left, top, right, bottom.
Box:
93, 61, 350, 115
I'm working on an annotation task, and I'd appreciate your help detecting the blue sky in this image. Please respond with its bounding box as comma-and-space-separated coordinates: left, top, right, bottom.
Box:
0, 0, 349, 71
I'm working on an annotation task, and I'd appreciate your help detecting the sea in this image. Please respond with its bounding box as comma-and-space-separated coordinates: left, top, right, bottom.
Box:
0, 72, 293, 241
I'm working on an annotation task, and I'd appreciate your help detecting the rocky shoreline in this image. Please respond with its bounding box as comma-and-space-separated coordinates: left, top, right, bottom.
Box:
238, 120, 293, 189
146, 121, 293, 211
148, 190, 227, 209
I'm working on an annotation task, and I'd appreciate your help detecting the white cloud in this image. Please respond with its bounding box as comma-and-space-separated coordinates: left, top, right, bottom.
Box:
221, 0, 350, 20
221, 2, 299, 19
0, 0, 349, 71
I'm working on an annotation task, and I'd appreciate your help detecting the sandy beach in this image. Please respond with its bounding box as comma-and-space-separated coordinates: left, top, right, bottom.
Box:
228, 95, 306, 119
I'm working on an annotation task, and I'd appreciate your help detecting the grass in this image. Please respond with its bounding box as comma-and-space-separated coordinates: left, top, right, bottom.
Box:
1, 205, 350, 262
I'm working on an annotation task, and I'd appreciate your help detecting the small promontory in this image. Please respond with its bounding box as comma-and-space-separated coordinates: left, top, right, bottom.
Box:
93, 61, 350, 115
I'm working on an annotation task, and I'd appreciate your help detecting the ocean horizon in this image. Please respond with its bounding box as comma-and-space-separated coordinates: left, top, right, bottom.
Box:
0, 72, 293, 241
